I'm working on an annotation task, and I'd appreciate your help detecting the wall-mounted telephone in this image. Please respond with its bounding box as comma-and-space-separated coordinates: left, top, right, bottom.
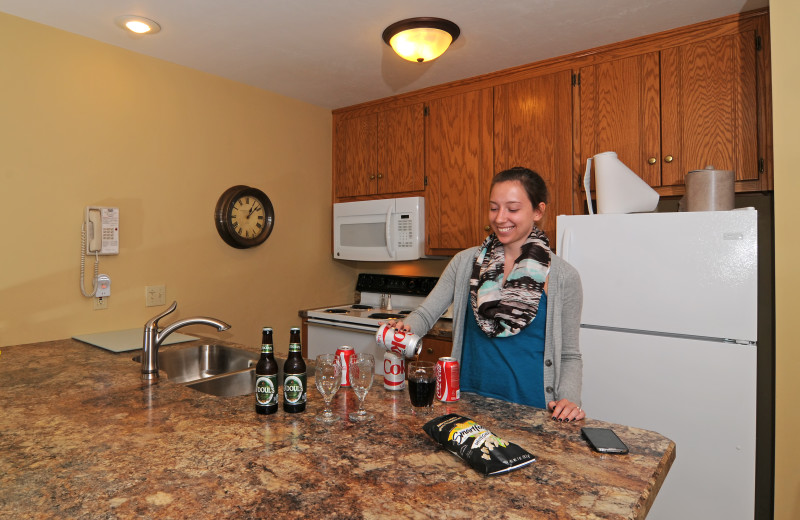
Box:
80, 207, 119, 298
85, 207, 119, 255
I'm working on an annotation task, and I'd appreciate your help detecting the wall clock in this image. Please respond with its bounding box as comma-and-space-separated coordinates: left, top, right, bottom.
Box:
214, 185, 275, 249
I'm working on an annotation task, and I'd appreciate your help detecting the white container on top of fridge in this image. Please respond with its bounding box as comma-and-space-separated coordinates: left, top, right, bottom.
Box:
556, 209, 757, 520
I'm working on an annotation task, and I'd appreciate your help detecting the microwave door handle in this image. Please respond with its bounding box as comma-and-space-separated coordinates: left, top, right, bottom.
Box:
385, 206, 395, 258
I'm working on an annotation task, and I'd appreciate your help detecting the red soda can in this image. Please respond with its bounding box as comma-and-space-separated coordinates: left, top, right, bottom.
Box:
383, 351, 406, 391
334, 345, 355, 387
435, 357, 460, 402
375, 323, 423, 359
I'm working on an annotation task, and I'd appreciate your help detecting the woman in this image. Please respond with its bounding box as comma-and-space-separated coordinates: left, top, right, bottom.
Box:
396, 167, 585, 422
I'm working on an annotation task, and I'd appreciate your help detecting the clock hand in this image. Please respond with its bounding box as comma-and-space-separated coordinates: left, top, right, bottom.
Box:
246, 202, 259, 219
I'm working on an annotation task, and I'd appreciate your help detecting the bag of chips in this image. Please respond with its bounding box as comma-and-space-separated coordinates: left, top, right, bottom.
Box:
422, 413, 536, 476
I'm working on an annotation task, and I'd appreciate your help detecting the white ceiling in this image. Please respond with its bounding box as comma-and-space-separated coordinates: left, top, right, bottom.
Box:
0, 0, 768, 110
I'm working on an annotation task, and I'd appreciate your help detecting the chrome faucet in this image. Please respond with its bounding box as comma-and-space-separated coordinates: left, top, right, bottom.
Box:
141, 301, 231, 381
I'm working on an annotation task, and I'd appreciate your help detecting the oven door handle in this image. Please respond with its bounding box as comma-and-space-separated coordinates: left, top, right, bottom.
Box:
306, 318, 380, 333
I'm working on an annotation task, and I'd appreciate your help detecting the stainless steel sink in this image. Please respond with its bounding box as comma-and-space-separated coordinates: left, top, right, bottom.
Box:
132, 344, 258, 385
187, 369, 254, 396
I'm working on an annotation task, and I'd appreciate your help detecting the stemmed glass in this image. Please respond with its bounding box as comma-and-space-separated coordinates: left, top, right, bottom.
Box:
315, 354, 341, 423
348, 353, 375, 422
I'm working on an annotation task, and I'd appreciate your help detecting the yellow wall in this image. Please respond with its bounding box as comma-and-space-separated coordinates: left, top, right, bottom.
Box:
0, 12, 356, 353
770, 0, 800, 518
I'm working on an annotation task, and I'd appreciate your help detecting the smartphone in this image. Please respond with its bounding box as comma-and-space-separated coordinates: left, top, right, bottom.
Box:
581, 427, 629, 454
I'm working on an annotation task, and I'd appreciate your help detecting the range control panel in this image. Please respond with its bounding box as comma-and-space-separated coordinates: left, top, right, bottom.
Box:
355, 273, 439, 296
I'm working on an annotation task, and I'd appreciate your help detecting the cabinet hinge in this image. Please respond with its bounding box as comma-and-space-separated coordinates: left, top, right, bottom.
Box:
424, 175, 428, 187
758, 158, 765, 173
755, 35, 762, 52
571, 73, 581, 87
423, 105, 429, 117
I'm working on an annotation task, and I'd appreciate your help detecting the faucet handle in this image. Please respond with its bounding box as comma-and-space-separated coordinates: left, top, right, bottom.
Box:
145, 301, 178, 329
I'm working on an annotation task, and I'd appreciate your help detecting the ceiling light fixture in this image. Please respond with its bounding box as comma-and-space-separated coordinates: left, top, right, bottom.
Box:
382, 17, 460, 63
115, 15, 161, 35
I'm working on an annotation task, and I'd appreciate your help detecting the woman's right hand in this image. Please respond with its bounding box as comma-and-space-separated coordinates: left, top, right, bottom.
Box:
385, 320, 411, 332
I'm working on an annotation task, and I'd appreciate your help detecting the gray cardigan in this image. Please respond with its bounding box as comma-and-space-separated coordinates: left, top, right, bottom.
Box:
405, 247, 584, 406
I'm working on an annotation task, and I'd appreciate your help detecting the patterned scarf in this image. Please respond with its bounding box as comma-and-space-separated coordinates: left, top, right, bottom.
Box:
469, 227, 551, 337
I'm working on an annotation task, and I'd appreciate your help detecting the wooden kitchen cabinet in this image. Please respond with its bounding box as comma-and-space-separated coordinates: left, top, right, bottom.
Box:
419, 335, 453, 363
494, 70, 574, 246
333, 103, 425, 199
424, 88, 494, 255
579, 14, 770, 195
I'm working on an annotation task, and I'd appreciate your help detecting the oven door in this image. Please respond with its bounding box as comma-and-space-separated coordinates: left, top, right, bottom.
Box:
306, 319, 387, 377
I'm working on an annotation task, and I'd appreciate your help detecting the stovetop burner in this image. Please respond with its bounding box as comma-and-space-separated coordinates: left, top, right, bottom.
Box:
368, 312, 406, 320
324, 308, 349, 314
350, 304, 372, 310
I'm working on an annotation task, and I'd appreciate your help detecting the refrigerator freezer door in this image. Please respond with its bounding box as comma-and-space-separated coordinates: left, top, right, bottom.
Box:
580, 328, 756, 520
557, 211, 757, 342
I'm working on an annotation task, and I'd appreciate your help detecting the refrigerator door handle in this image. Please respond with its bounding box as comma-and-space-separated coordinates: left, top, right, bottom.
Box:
559, 228, 574, 261
584, 158, 594, 215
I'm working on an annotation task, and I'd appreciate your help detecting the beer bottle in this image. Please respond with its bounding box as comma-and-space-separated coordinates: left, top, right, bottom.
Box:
255, 327, 278, 415
283, 327, 307, 413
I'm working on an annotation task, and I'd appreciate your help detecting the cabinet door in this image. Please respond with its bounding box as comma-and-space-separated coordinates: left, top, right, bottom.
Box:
377, 103, 425, 194
494, 70, 574, 246
579, 53, 661, 187
419, 335, 453, 363
660, 30, 759, 186
425, 88, 493, 255
334, 114, 377, 198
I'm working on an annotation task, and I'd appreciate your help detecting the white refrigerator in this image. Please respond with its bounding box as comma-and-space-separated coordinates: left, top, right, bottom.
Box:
556, 210, 758, 520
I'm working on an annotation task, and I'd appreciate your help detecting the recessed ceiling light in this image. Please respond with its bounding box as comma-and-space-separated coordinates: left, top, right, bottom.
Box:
115, 15, 161, 35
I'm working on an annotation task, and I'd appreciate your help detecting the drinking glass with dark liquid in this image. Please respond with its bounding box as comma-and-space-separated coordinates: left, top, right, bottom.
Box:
407, 360, 436, 414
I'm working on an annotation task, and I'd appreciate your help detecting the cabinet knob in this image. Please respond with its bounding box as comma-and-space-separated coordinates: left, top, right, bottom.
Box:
426, 347, 434, 355
484, 225, 491, 232
664, 155, 674, 163
369, 174, 375, 180
377, 173, 383, 179
648, 157, 657, 165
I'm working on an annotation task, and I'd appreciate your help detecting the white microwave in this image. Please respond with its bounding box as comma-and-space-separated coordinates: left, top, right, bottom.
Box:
333, 197, 427, 261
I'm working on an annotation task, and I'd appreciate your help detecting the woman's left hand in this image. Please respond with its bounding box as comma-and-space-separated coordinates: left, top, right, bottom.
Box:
548, 399, 585, 422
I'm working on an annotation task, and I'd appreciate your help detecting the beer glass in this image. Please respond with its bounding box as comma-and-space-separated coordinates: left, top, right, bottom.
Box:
348, 353, 375, 422
407, 360, 436, 414
315, 354, 341, 423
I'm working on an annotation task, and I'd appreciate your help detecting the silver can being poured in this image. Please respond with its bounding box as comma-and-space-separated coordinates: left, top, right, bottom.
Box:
376, 323, 423, 359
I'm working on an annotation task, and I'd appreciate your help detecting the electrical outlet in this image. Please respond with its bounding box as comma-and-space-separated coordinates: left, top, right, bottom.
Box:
145, 285, 166, 307
94, 296, 108, 310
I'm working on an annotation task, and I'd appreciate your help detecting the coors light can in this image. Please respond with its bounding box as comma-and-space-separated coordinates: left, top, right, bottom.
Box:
375, 323, 423, 359
334, 345, 355, 387
435, 357, 460, 402
383, 351, 406, 390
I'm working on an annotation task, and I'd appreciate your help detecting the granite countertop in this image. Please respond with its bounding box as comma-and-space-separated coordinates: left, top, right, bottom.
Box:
0, 337, 674, 519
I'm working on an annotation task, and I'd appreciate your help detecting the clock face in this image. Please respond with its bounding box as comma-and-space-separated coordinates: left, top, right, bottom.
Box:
215, 186, 274, 249
230, 195, 267, 240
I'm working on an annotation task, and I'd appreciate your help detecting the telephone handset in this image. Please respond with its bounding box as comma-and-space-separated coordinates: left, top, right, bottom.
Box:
80, 207, 118, 298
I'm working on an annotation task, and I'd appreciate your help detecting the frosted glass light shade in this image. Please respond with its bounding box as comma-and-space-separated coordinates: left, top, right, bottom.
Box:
382, 18, 460, 63
389, 28, 453, 63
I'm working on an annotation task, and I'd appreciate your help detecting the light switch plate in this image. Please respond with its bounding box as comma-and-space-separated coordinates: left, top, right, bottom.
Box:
145, 285, 166, 307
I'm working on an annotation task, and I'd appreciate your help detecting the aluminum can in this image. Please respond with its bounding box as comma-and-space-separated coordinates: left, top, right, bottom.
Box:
375, 323, 423, 359
435, 357, 460, 402
334, 345, 355, 387
383, 351, 406, 391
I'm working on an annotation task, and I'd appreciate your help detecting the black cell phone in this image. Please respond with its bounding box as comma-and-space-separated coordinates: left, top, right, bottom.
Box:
581, 427, 629, 454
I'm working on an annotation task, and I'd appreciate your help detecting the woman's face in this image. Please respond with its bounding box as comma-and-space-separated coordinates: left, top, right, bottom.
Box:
489, 180, 545, 252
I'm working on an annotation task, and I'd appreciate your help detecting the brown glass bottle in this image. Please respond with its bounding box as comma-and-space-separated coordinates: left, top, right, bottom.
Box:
282, 327, 306, 413
255, 327, 278, 415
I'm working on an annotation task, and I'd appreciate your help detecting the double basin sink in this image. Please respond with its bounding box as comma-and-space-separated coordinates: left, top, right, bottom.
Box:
132, 344, 282, 397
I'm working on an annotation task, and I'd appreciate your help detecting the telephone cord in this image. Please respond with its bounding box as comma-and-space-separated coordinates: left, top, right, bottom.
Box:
80, 224, 100, 297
